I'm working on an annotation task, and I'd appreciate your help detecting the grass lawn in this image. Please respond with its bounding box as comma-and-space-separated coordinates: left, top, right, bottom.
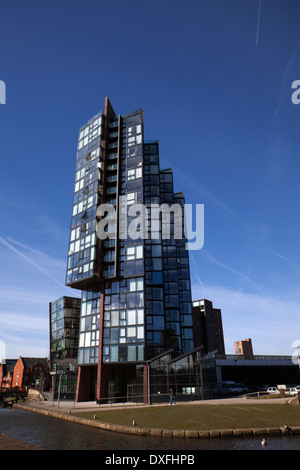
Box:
74, 403, 300, 431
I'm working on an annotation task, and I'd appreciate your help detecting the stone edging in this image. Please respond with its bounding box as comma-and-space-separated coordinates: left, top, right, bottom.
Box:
14, 403, 300, 439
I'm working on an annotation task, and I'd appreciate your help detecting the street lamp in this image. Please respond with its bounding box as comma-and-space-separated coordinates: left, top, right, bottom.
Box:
57, 372, 63, 408
50, 371, 63, 408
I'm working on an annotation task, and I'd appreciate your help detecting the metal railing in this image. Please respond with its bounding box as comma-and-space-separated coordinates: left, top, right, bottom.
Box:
216, 354, 294, 362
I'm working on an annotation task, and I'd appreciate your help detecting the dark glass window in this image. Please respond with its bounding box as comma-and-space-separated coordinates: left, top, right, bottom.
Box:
153, 301, 164, 314
152, 245, 162, 257
152, 259, 162, 270
110, 328, 119, 343
169, 295, 179, 307
153, 316, 164, 330
152, 288, 163, 299
152, 271, 163, 284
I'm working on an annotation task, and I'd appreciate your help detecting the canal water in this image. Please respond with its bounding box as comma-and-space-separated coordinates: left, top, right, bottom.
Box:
0, 408, 300, 451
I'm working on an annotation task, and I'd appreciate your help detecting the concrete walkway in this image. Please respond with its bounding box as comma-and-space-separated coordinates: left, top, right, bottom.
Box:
16, 394, 296, 414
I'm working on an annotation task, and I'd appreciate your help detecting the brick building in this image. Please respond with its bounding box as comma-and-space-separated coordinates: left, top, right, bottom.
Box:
192, 299, 225, 355
234, 338, 253, 358
0, 360, 17, 388
11, 357, 50, 390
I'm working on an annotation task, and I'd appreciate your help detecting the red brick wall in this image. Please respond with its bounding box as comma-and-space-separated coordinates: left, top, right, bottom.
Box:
12, 358, 24, 388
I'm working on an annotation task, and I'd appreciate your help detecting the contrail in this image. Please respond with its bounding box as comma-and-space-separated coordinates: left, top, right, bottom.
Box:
202, 249, 266, 295
0, 235, 66, 288
256, 0, 262, 46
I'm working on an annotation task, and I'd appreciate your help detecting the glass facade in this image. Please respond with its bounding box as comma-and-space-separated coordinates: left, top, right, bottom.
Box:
65, 98, 195, 402
103, 276, 145, 363
144, 143, 194, 358
77, 289, 101, 365
66, 114, 103, 287
49, 296, 81, 367
148, 349, 218, 403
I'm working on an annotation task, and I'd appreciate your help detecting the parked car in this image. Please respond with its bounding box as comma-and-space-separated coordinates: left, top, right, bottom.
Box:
267, 387, 279, 394
220, 381, 244, 396
235, 383, 248, 394
286, 387, 300, 396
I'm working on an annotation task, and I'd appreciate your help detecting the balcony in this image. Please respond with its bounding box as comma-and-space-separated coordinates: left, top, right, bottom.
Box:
106, 163, 118, 172
104, 238, 115, 248
108, 131, 118, 139
103, 252, 115, 263
107, 175, 117, 183
108, 120, 118, 129
103, 267, 115, 278
107, 152, 118, 160
108, 142, 118, 149
106, 186, 117, 195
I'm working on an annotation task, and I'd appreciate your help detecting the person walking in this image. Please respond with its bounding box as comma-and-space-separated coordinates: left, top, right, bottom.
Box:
169, 388, 176, 405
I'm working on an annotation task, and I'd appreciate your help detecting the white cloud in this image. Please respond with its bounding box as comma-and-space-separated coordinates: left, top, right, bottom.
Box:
0, 309, 50, 359
0, 312, 48, 335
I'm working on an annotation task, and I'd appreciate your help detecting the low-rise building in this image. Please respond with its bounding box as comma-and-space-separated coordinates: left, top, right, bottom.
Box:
234, 338, 253, 358
0, 359, 17, 388
11, 357, 50, 390
214, 353, 300, 393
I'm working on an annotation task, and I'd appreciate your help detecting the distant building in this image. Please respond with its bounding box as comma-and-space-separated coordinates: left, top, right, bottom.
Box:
49, 296, 81, 372
234, 338, 253, 358
0, 359, 17, 388
11, 357, 50, 389
214, 353, 300, 391
192, 299, 225, 355
49, 296, 81, 400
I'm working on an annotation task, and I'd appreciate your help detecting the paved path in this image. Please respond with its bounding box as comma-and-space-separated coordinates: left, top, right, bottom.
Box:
0, 433, 41, 450
19, 395, 295, 414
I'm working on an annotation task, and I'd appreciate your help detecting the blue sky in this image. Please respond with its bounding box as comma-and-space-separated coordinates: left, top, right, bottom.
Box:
0, 0, 300, 359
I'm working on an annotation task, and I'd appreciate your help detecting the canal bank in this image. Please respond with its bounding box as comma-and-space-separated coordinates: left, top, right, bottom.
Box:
14, 396, 300, 440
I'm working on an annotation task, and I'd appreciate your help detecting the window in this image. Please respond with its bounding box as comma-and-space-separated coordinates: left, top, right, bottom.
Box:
182, 328, 193, 340
152, 272, 163, 284
153, 316, 164, 330
127, 192, 136, 205
128, 309, 136, 325
137, 309, 144, 324
128, 134, 142, 147
152, 287, 163, 299
137, 326, 144, 339
126, 292, 144, 308
128, 346, 136, 361
152, 245, 162, 257
153, 301, 164, 314
127, 167, 142, 180
120, 328, 126, 337
169, 295, 179, 307
110, 346, 118, 362
152, 258, 162, 270
127, 327, 136, 338
128, 277, 144, 291
126, 245, 143, 260
124, 258, 144, 276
